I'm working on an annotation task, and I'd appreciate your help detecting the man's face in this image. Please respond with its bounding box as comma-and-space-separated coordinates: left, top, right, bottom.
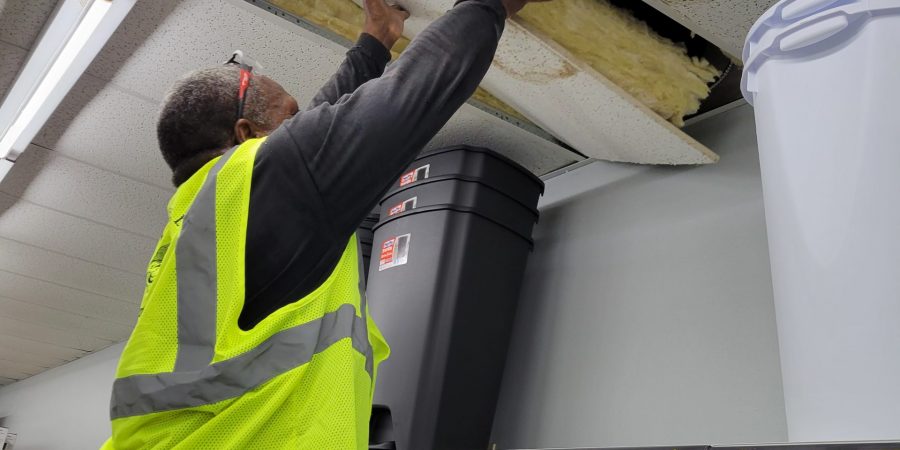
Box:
257, 76, 300, 134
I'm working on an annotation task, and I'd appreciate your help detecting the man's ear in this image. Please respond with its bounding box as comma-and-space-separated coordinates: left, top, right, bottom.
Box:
234, 118, 256, 144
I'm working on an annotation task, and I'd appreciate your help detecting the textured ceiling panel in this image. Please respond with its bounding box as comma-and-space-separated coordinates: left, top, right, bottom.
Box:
0, 238, 144, 302
0, 0, 60, 50
0, 270, 140, 325
0, 334, 86, 365
34, 74, 174, 190
0, 354, 49, 378
0, 297, 133, 341
0, 347, 69, 372
0, 41, 27, 103
0, 366, 30, 381
363, 0, 717, 165
84, 0, 579, 174
642, 0, 778, 58
426, 104, 578, 174
0, 145, 170, 238
87, 0, 344, 105
0, 193, 157, 275
0, 316, 114, 354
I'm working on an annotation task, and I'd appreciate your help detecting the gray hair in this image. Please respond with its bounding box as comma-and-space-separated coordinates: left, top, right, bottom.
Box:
156, 66, 270, 185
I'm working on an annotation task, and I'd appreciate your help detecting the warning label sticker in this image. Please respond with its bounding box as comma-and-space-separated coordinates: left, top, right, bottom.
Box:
399, 164, 430, 187
388, 197, 417, 216
379, 234, 411, 271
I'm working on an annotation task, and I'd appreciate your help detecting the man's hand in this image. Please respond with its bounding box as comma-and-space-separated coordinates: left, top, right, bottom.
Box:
364, 0, 410, 51
501, 0, 550, 17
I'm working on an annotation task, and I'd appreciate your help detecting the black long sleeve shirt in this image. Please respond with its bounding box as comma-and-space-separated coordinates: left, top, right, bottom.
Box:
239, 0, 507, 329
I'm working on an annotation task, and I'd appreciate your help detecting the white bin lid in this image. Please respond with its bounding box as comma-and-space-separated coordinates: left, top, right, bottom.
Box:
742, 0, 855, 63
742, 0, 900, 104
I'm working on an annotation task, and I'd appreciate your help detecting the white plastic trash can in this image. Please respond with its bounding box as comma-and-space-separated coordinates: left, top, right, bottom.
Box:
742, 0, 900, 442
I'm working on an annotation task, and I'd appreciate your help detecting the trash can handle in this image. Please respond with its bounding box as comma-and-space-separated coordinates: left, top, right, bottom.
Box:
780, 0, 839, 21
777, 13, 850, 52
771, 3, 900, 55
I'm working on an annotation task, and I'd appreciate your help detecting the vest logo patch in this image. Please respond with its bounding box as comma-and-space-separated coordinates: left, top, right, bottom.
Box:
147, 244, 169, 285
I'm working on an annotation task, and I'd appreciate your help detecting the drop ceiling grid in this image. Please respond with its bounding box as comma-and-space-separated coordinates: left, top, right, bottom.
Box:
0, 237, 144, 305
0, 316, 114, 354
34, 73, 174, 190
1, 145, 171, 238
0, 347, 69, 374
0, 41, 27, 103
0, 354, 52, 378
86, 0, 347, 105
0, 296, 133, 341
0, 270, 139, 325
80, 0, 578, 174
0, 335, 87, 366
0, 192, 156, 275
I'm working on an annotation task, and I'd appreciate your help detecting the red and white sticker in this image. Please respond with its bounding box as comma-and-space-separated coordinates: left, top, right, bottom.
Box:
379, 234, 411, 271
388, 197, 417, 216
399, 164, 430, 187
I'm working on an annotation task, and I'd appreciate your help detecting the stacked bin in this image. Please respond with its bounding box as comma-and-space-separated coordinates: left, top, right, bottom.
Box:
357, 211, 380, 282
366, 145, 544, 450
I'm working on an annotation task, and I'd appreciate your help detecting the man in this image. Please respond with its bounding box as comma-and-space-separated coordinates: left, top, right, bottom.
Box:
104, 0, 540, 447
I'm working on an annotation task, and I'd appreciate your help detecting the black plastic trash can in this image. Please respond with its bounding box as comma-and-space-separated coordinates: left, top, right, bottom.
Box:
367, 145, 543, 450
358, 211, 380, 282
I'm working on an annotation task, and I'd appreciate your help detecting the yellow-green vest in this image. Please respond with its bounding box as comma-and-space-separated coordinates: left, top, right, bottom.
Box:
102, 138, 389, 449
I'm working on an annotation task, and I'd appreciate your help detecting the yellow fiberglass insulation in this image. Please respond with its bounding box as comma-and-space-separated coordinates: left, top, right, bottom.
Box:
517, 0, 721, 126
268, 0, 530, 122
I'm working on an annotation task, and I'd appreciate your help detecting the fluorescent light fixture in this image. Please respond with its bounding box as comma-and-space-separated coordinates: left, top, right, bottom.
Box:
0, 0, 136, 181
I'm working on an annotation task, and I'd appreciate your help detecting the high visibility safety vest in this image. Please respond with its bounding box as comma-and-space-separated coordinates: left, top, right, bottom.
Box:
102, 138, 389, 449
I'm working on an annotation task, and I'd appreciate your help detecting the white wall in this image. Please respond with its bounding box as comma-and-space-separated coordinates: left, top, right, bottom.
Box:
491, 105, 789, 449
0, 343, 123, 450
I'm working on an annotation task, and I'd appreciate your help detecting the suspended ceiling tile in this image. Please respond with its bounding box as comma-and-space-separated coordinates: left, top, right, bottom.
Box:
0, 193, 157, 275
0, 297, 133, 341
34, 74, 173, 190
0, 334, 86, 363
642, 0, 778, 58
0, 347, 67, 370
373, 1, 718, 165
0, 41, 27, 102
88, 0, 344, 104
0, 270, 139, 326
0, 356, 47, 376
84, 0, 581, 175
0, 145, 170, 238
0, 0, 59, 50
428, 104, 580, 175
0, 238, 144, 302
0, 366, 30, 381
239, 0, 580, 174
0, 316, 113, 353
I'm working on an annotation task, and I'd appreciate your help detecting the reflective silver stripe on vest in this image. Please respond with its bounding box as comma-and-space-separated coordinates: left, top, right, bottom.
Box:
111, 303, 368, 419
173, 148, 235, 371
356, 237, 374, 376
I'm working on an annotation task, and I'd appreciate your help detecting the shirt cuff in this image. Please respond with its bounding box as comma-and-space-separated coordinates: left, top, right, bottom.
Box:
356, 33, 392, 66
